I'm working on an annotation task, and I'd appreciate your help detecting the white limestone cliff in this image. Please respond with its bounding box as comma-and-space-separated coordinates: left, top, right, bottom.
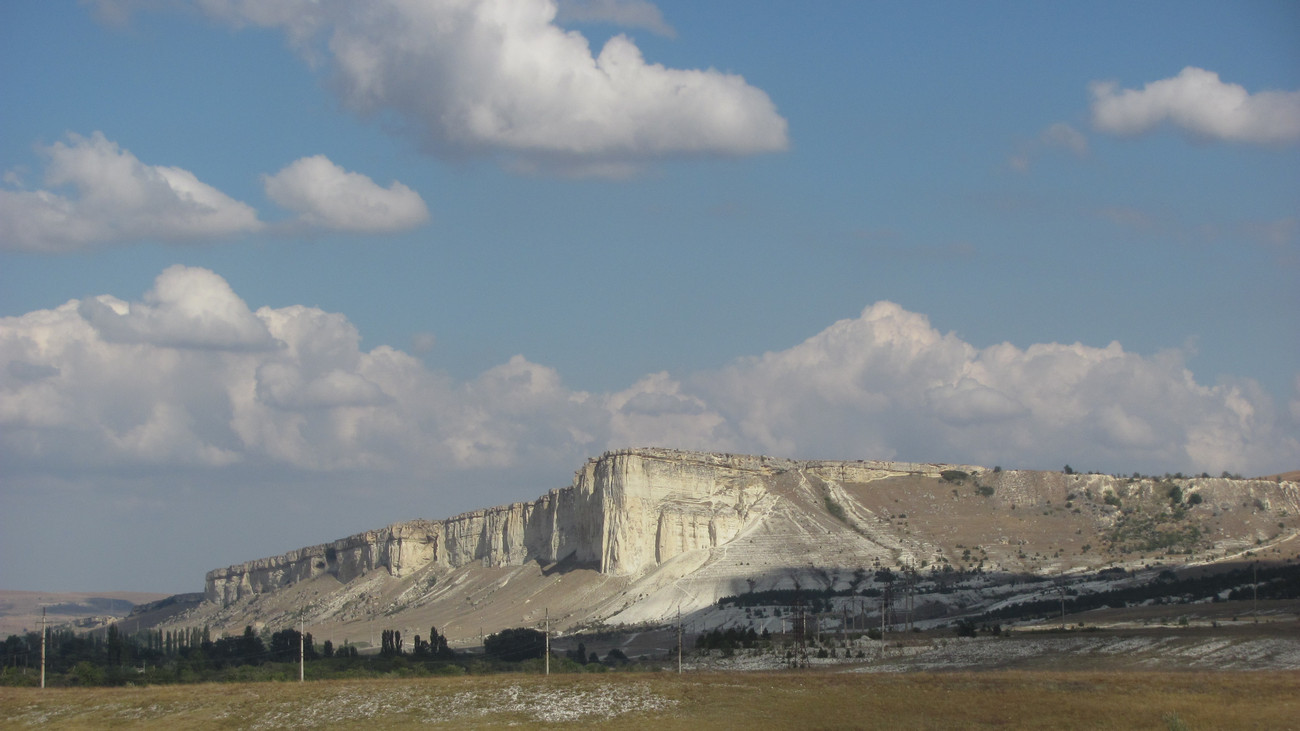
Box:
205, 448, 972, 606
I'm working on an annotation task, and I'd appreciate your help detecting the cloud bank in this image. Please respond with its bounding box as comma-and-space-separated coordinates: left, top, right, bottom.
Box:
1090, 66, 1300, 144
192, 0, 787, 174
3, 267, 1296, 489
1, 134, 429, 251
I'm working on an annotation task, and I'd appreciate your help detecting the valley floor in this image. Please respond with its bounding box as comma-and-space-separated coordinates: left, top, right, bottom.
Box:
3, 668, 1298, 729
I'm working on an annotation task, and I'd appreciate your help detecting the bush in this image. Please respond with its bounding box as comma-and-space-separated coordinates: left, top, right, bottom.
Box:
941, 470, 969, 483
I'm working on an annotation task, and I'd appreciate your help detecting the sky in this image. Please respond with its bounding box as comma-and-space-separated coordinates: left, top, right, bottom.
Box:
1, 0, 1298, 594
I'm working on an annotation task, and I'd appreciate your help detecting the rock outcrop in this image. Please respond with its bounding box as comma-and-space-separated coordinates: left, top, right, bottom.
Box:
205, 448, 972, 606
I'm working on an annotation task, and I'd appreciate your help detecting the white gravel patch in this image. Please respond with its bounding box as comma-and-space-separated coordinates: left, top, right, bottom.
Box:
245, 682, 677, 728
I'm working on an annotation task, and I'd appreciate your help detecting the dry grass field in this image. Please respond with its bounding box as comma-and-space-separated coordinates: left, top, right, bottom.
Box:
3, 670, 1298, 730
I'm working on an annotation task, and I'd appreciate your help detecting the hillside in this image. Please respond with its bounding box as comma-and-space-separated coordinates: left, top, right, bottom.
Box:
153, 449, 1300, 648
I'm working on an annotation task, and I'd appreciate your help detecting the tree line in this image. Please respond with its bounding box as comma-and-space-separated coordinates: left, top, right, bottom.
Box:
1, 620, 641, 686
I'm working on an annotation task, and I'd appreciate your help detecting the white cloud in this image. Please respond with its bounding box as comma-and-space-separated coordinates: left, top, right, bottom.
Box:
2, 270, 1296, 497
555, 0, 675, 37
193, 0, 787, 174
78, 265, 279, 351
0, 132, 262, 252
263, 155, 430, 233
606, 372, 731, 452
694, 303, 1298, 474
1090, 67, 1300, 144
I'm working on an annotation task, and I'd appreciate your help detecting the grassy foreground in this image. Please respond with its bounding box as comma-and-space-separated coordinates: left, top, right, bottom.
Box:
2, 670, 1297, 729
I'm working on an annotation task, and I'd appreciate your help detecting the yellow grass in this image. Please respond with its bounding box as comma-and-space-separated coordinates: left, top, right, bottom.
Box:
3, 670, 1298, 729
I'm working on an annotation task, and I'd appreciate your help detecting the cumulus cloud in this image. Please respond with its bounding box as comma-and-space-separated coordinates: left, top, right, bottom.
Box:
2, 269, 1296, 496
0, 134, 433, 251
0, 132, 262, 252
78, 265, 279, 351
1090, 67, 1300, 144
192, 0, 787, 174
694, 303, 1298, 474
606, 372, 731, 452
263, 155, 430, 233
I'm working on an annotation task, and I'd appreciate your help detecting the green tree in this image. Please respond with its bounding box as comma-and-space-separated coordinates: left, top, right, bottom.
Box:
484, 628, 545, 662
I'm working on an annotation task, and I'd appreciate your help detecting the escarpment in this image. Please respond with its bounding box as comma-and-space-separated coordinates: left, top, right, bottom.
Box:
204, 448, 1300, 621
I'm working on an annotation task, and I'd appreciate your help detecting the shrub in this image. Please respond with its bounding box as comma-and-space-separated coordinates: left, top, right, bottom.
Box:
941, 470, 969, 483
975, 485, 995, 497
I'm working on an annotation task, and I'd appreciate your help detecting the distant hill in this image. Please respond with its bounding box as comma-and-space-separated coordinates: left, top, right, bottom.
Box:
1260, 470, 1300, 483
0, 591, 169, 637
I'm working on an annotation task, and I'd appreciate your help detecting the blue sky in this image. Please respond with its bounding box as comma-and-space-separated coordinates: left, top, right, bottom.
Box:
2, 0, 1298, 593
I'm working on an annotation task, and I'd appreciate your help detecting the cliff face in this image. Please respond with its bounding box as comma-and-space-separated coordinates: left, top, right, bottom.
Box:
206, 449, 784, 605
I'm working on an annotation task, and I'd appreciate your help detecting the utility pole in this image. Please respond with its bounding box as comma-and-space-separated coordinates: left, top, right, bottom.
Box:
1053, 576, 1066, 630
1253, 563, 1259, 624
299, 613, 305, 683
544, 608, 550, 676
906, 564, 916, 631
676, 606, 686, 676
40, 607, 47, 689
879, 589, 888, 660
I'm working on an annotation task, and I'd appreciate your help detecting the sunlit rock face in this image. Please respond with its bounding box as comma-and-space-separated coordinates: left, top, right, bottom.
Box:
203, 449, 808, 605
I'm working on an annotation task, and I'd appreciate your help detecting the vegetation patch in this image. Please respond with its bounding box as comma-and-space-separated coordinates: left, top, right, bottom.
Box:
1107, 511, 1202, 554
824, 496, 848, 523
